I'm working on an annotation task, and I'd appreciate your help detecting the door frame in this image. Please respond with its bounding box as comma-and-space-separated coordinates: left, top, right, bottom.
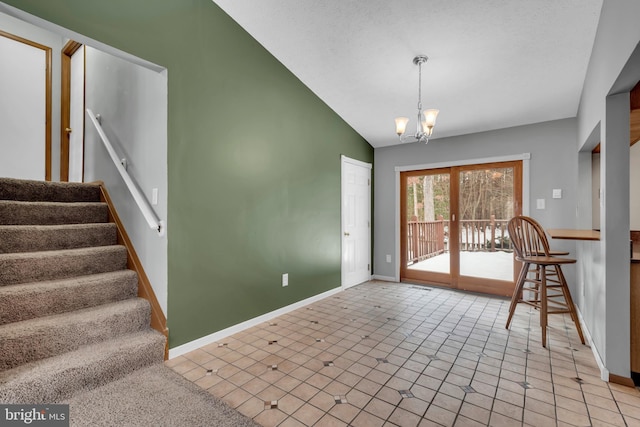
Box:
400, 167, 453, 288
60, 40, 84, 182
0, 29, 52, 180
394, 153, 530, 284
341, 155, 372, 289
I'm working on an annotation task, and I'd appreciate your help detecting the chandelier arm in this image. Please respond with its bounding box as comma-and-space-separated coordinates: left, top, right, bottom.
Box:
398, 133, 430, 144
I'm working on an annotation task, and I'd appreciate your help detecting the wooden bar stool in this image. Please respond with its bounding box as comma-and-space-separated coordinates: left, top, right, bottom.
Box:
505, 216, 585, 347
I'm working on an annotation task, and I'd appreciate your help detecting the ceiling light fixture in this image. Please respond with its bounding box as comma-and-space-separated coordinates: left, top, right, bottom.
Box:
395, 55, 439, 144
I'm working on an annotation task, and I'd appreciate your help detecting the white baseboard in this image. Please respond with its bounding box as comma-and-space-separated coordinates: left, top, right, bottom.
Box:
168, 286, 343, 359
575, 306, 609, 381
371, 275, 397, 282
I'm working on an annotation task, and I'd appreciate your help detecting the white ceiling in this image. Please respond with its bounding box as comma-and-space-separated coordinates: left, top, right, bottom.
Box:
212, 0, 603, 148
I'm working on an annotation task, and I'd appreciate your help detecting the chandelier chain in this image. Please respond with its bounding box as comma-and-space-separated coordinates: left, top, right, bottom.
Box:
417, 60, 423, 111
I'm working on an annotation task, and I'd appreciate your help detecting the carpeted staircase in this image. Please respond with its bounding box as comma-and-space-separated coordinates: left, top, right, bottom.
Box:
0, 177, 165, 403
0, 178, 260, 426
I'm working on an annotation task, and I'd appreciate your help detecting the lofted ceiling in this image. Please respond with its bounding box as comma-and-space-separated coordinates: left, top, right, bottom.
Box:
212, 0, 603, 148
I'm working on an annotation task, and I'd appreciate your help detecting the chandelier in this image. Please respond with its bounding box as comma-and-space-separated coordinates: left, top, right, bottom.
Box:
394, 55, 439, 144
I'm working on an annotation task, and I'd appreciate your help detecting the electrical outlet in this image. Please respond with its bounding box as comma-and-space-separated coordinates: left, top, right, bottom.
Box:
386, 254, 391, 263
536, 199, 545, 209
282, 273, 288, 287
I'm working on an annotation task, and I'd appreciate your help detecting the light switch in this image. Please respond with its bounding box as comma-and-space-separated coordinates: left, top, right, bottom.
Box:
536, 198, 546, 209
552, 189, 562, 199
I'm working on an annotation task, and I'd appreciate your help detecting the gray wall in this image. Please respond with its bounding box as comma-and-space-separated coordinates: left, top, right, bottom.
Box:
84, 46, 168, 314
374, 118, 579, 286
575, 0, 640, 378
631, 143, 640, 230
0, 11, 62, 180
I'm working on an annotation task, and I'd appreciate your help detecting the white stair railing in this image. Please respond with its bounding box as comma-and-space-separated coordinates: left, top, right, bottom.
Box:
86, 108, 165, 237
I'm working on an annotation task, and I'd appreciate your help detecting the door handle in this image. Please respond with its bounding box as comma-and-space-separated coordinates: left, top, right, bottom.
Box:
65, 128, 72, 133
344, 232, 350, 236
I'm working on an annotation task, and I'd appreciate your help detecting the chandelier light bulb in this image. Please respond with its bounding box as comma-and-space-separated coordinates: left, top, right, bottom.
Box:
423, 109, 439, 128
395, 117, 409, 136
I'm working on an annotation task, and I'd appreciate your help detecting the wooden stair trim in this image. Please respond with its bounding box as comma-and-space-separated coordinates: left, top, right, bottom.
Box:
96, 182, 168, 360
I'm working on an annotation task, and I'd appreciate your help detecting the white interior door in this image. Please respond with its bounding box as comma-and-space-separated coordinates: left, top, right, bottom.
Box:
68, 45, 85, 182
341, 156, 372, 288
0, 32, 47, 180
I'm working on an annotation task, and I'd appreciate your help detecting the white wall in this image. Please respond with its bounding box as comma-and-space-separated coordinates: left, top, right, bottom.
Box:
0, 33, 46, 179
84, 46, 168, 315
0, 11, 62, 180
374, 118, 579, 287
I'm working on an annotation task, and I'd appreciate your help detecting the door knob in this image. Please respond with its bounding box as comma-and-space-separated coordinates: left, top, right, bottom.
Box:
344, 232, 350, 236
65, 127, 72, 133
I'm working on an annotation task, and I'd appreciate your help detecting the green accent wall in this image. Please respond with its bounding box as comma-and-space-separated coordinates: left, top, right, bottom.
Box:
4, 0, 373, 347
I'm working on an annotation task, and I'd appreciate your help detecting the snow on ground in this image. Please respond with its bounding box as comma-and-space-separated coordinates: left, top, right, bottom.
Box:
408, 251, 514, 282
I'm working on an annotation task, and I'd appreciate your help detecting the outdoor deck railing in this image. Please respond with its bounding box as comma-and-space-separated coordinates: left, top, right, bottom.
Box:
408, 215, 512, 264
407, 216, 446, 263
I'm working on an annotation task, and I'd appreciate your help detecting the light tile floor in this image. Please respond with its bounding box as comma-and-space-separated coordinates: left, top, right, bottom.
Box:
166, 281, 640, 426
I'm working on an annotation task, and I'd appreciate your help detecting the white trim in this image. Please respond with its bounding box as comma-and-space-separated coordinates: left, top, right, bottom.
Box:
394, 153, 531, 281
169, 286, 343, 359
341, 155, 372, 289
522, 154, 530, 216
341, 155, 372, 169
575, 306, 609, 381
393, 153, 531, 172
372, 274, 397, 282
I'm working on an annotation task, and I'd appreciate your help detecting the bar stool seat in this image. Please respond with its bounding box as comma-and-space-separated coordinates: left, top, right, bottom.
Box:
505, 216, 585, 347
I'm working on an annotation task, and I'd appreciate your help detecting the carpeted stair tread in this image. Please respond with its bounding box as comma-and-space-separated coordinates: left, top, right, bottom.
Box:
0, 330, 165, 404
0, 223, 117, 253
0, 200, 108, 225
0, 271, 138, 325
0, 177, 101, 203
64, 363, 261, 427
0, 298, 151, 370
0, 245, 128, 286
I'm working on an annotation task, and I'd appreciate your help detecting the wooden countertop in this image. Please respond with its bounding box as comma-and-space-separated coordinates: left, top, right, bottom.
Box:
546, 229, 601, 241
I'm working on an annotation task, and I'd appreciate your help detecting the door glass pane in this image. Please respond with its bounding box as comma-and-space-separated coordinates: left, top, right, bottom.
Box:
458, 167, 514, 281
406, 173, 450, 274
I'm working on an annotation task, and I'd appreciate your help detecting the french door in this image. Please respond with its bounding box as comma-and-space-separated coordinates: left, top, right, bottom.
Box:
400, 161, 522, 297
